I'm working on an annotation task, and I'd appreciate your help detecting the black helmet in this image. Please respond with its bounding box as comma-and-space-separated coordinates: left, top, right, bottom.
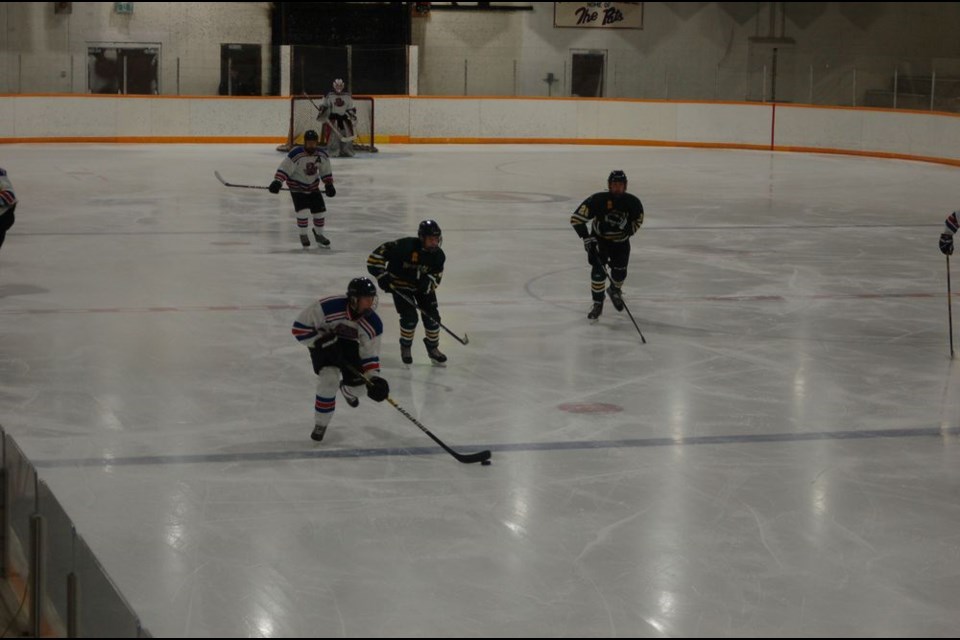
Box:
608, 170, 627, 188
418, 219, 442, 251
304, 129, 320, 142
346, 277, 378, 318
347, 277, 377, 299
418, 219, 442, 238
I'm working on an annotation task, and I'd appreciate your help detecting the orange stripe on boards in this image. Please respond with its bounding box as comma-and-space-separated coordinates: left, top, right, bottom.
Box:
775, 102, 960, 119
404, 137, 771, 150
0, 137, 284, 144
773, 145, 960, 168
0, 93, 289, 101
404, 95, 770, 106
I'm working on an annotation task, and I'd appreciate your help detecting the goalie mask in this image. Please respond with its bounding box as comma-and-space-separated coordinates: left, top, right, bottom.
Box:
333, 78, 345, 94
346, 277, 378, 319
418, 219, 443, 252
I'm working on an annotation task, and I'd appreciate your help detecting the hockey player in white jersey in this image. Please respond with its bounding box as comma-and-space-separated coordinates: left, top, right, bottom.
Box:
269, 129, 337, 248
0, 167, 17, 253
292, 277, 390, 442
939, 211, 960, 255
317, 78, 358, 158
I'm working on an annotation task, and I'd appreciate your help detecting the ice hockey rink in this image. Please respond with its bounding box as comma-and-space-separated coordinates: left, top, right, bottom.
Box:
1, 143, 959, 637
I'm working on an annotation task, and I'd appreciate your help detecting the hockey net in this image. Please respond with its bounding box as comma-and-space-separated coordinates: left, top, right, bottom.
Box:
277, 95, 377, 153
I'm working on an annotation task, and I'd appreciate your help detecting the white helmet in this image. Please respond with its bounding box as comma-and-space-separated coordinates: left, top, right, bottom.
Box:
333, 78, 345, 94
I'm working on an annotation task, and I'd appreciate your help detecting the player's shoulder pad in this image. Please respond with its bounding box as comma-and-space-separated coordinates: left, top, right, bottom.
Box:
359, 311, 385, 337
583, 192, 604, 206
372, 238, 395, 252
287, 147, 304, 159
319, 295, 348, 316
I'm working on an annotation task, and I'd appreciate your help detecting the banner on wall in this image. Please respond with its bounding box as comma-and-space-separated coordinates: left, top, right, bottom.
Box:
554, 2, 643, 29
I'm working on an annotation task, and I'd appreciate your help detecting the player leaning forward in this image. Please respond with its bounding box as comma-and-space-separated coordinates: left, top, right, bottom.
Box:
939, 210, 960, 256
292, 277, 390, 442
269, 129, 337, 248
367, 220, 448, 366
570, 170, 644, 321
0, 167, 16, 253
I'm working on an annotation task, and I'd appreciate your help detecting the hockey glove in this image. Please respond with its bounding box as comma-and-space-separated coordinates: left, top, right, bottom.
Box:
583, 236, 598, 257
583, 236, 601, 266
268, 180, 283, 194
309, 334, 339, 373
417, 275, 437, 295
367, 376, 390, 402
316, 332, 340, 363
376, 273, 396, 292
325, 183, 336, 198
941, 232, 954, 256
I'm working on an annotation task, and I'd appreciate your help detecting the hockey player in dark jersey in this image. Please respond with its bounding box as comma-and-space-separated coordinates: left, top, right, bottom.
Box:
367, 220, 448, 366
570, 170, 644, 321
269, 129, 336, 249
292, 277, 389, 442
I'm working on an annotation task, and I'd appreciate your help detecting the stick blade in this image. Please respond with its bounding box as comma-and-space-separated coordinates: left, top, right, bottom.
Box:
455, 449, 491, 464
214, 171, 228, 186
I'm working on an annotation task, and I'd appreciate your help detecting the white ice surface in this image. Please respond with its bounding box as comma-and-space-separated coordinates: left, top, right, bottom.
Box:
1, 144, 959, 637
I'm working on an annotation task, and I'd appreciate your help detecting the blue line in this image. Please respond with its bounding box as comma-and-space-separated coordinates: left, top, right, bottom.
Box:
32, 425, 960, 469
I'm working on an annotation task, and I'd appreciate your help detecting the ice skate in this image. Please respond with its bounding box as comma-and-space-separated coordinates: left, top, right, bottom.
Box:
587, 301, 603, 322
607, 285, 624, 312
424, 340, 447, 366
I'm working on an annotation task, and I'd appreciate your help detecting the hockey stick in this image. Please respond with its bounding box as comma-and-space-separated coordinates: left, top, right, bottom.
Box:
342, 363, 491, 464
593, 252, 647, 344
949, 255, 955, 359
214, 171, 289, 191
392, 289, 469, 345
303, 92, 323, 113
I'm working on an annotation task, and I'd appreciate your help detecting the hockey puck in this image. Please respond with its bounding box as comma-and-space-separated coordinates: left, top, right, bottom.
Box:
481, 460, 491, 466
